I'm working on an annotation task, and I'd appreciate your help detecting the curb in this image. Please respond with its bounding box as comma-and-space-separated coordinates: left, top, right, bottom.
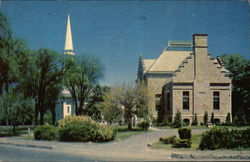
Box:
171, 153, 250, 160
0, 142, 53, 150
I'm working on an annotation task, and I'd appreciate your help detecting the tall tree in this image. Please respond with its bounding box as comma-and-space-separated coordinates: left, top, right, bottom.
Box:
22, 49, 66, 125
64, 55, 103, 116
221, 54, 250, 125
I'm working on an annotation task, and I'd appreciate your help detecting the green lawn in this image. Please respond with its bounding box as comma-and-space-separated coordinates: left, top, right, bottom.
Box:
113, 126, 149, 141
152, 133, 202, 151
0, 125, 34, 137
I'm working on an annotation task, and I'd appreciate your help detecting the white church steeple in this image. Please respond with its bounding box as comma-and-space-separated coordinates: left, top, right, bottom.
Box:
64, 14, 75, 55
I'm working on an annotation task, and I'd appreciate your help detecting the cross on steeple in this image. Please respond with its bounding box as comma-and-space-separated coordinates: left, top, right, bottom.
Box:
64, 14, 75, 55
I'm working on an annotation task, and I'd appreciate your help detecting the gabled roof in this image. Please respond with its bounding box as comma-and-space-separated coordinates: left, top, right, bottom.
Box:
146, 50, 191, 72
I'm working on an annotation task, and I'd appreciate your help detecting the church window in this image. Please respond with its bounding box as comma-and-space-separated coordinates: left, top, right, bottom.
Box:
67, 106, 70, 113
213, 92, 220, 110
183, 91, 189, 110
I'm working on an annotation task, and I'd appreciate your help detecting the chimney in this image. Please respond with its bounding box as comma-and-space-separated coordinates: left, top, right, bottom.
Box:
192, 34, 208, 79
192, 34, 208, 48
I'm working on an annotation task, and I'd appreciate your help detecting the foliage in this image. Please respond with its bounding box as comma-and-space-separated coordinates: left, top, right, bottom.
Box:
199, 127, 250, 150
58, 115, 92, 127
85, 85, 109, 121
172, 110, 182, 128
157, 117, 170, 126
172, 139, 192, 148
64, 55, 103, 116
135, 81, 151, 121
58, 115, 115, 142
178, 128, 191, 140
159, 135, 177, 144
0, 88, 33, 135
203, 111, 208, 126
191, 113, 198, 126
210, 112, 214, 125
100, 89, 124, 124
137, 121, 150, 131
221, 54, 250, 125
34, 125, 58, 141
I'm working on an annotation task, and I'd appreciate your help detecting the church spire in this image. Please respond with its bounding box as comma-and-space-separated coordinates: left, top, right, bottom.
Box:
64, 14, 75, 55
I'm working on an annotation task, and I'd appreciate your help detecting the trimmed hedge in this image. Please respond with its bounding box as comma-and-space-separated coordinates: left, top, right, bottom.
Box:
199, 127, 250, 150
159, 135, 177, 144
178, 128, 191, 140
34, 125, 58, 141
138, 121, 150, 131
58, 116, 115, 142
172, 139, 192, 148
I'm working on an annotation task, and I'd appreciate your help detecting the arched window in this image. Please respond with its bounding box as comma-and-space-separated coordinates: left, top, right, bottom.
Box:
183, 119, 190, 125
214, 118, 220, 124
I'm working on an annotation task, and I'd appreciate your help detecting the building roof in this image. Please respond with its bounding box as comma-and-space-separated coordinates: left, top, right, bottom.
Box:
145, 50, 191, 73
143, 59, 155, 72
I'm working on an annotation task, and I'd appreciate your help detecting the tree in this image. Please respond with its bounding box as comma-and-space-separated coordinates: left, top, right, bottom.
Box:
210, 112, 214, 125
64, 55, 103, 116
101, 89, 124, 124
0, 88, 33, 135
22, 49, 66, 125
191, 113, 198, 126
221, 54, 250, 125
135, 81, 151, 121
172, 110, 182, 128
203, 111, 208, 126
86, 85, 110, 121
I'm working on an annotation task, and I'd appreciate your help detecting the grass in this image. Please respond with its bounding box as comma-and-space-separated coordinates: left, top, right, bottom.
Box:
113, 125, 149, 141
151, 133, 202, 151
0, 125, 34, 137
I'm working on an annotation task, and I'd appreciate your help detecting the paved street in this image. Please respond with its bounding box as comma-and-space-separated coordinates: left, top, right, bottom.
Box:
0, 128, 250, 161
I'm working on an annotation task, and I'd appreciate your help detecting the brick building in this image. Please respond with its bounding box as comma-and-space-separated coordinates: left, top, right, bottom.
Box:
137, 34, 231, 124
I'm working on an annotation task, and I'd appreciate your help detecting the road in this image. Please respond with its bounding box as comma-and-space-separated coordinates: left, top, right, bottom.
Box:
1, 128, 249, 161
0, 145, 95, 161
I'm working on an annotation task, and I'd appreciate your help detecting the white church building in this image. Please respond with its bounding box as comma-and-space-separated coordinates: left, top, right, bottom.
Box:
55, 14, 76, 121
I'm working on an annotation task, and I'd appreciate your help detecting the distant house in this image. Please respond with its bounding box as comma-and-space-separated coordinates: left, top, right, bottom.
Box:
137, 34, 232, 125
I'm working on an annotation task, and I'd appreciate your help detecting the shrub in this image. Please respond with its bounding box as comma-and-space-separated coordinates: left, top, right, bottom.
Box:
58, 115, 92, 127
58, 116, 115, 142
203, 111, 208, 126
172, 110, 182, 128
210, 112, 214, 125
178, 128, 191, 140
157, 117, 170, 126
34, 125, 58, 141
138, 121, 150, 131
225, 112, 231, 125
172, 139, 192, 148
159, 135, 177, 144
199, 127, 250, 150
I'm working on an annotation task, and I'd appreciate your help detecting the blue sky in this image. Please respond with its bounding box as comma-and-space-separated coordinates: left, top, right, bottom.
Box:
1, 1, 249, 86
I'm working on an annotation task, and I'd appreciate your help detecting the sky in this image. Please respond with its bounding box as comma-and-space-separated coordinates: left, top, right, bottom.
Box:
1, 1, 249, 86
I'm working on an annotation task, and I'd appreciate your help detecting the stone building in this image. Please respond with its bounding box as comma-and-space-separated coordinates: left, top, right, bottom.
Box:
137, 34, 231, 124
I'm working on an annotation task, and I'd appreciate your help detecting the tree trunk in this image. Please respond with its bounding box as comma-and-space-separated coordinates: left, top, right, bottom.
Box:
35, 104, 38, 126
40, 112, 44, 125
127, 120, 132, 131
51, 108, 56, 125
12, 124, 16, 136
